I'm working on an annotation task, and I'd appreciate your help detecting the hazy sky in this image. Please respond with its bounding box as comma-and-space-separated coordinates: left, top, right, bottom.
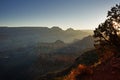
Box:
0, 0, 120, 30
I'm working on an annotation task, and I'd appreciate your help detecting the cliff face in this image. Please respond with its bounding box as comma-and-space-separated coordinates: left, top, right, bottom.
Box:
87, 57, 120, 80
64, 49, 120, 80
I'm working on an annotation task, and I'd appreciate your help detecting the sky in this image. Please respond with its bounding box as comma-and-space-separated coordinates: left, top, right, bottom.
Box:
0, 0, 120, 30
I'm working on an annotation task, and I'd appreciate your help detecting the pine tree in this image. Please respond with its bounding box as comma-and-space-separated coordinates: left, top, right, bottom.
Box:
94, 4, 120, 52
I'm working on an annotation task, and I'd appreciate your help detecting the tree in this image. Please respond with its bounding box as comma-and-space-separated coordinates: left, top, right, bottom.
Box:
94, 4, 120, 52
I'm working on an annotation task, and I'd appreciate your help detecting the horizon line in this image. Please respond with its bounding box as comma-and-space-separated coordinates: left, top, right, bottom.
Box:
0, 26, 94, 30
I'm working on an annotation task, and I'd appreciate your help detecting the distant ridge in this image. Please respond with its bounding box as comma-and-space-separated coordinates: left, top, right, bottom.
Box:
0, 27, 93, 51
0, 26, 93, 30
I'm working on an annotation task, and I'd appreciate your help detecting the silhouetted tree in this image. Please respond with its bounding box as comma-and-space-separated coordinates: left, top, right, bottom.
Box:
94, 4, 120, 51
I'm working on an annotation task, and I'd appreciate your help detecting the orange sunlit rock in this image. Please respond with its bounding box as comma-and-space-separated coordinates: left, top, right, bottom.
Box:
64, 64, 93, 80
64, 48, 120, 80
